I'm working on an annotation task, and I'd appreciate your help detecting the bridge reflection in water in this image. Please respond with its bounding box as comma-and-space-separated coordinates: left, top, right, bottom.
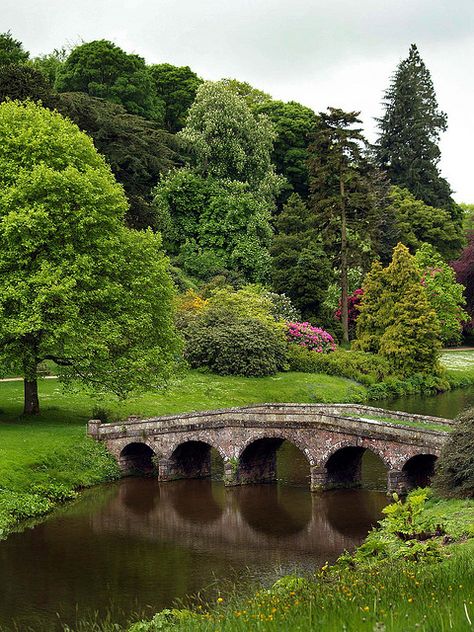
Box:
95, 476, 387, 563
0, 457, 387, 631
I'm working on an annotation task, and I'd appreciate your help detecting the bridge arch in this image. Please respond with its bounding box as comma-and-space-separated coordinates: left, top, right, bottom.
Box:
322, 441, 390, 490
119, 441, 156, 475
165, 439, 225, 481
401, 453, 438, 489
237, 435, 312, 486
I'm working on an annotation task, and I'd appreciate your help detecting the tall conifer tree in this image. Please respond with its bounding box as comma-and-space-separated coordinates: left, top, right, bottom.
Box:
308, 108, 378, 343
376, 44, 461, 224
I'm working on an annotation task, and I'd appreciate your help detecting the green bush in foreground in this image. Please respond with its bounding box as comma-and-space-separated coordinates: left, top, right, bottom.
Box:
434, 406, 474, 499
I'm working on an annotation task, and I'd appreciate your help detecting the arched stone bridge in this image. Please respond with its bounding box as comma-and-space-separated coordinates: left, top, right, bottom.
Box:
87, 403, 452, 493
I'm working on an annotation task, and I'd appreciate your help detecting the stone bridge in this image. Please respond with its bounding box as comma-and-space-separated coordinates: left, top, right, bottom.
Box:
88, 403, 452, 493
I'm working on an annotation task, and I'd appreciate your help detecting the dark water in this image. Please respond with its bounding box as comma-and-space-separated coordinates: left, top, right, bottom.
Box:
0, 444, 387, 632
381, 384, 474, 419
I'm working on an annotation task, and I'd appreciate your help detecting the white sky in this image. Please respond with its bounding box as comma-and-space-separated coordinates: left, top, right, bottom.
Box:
3, 0, 474, 201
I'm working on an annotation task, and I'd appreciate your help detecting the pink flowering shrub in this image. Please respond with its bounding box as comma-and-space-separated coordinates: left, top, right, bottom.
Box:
335, 288, 364, 334
285, 321, 336, 353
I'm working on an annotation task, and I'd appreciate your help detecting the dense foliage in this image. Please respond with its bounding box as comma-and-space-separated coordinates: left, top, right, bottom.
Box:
149, 63, 202, 132
57, 92, 178, 229
0, 63, 56, 107
356, 244, 441, 376
0, 31, 29, 66
434, 407, 474, 499
415, 243, 468, 346
0, 101, 180, 413
153, 170, 273, 282
254, 99, 317, 198
271, 193, 332, 322
387, 186, 464, 261
56, 40, 163, 122
179, 80, 283, 198
452, 231, 474, 334
183, 287, 287, 377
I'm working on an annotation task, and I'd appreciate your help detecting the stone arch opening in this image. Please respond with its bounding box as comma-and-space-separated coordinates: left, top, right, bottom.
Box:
168, 440, 224, 481
402, 454, 438, 489
325, 446, 388, 490
238, 438, 310, 487
119, 442, 156, 475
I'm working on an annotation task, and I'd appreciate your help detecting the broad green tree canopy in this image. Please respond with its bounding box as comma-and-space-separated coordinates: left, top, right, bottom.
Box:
56, 40, 163, 122
0, 101, 180, 413
179, 80, 283, 198
149, 63, 202, 132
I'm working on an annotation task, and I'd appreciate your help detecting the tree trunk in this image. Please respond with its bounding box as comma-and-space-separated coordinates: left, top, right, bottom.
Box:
340, 175, 349, 344
24, 377, 40, 415
23, 347, 40, 415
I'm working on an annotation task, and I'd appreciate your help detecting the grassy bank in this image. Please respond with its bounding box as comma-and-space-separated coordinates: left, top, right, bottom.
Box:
0, 370, 365, 538
118, 494, 474, 632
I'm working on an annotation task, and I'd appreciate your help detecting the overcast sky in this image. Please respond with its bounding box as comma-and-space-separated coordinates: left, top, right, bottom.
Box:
3, 0, 474, 202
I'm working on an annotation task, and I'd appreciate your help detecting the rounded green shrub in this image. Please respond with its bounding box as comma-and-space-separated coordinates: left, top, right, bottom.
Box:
186, 313, 287, 377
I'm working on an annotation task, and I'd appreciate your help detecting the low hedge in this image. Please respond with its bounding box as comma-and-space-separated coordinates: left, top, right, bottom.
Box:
288, 346, 451, 400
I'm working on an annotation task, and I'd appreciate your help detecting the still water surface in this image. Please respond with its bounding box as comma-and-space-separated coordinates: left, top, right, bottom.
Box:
0, 446, 387, 631
3, 385, 470, 631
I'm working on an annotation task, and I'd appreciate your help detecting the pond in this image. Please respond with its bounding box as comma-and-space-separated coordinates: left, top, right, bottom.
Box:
382, 384, 474, 419
2, 385, 470, 631
0, 445, 387, 631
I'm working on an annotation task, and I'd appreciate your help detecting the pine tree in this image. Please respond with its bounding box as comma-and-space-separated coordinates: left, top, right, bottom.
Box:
308, 108, 379, 343
271, 193, 332, 322
376, 44, 461, 223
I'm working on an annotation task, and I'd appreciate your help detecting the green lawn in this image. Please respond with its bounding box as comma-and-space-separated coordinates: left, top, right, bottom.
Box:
441, 350, 474, 381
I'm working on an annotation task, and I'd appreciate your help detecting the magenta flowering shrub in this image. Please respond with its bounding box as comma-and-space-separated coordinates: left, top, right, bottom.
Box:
285, 322, 336, 353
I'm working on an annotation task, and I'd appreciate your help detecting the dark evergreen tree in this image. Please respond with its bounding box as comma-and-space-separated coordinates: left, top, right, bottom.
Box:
271, 193, 332, 322
0, 64, 56, 108
57, 92, 179, 229
376, 44, 461, 225
308, 108, 380, 343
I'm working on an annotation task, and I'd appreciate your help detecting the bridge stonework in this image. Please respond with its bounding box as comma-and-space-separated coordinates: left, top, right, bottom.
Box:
88, 404, 451, 494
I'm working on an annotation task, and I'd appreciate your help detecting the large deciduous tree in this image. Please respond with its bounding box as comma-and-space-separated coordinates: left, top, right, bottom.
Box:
178, 80, 283, 198
255, 100, 317, 199
414, 243, 468, 346
387, 186, 464, 261
308, 108, 380, 343
149, 63, 202, 132
55, 40, 163, 122
376, 44, 461, 226
0, 101, 180, 414
153, 170, 273, 283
